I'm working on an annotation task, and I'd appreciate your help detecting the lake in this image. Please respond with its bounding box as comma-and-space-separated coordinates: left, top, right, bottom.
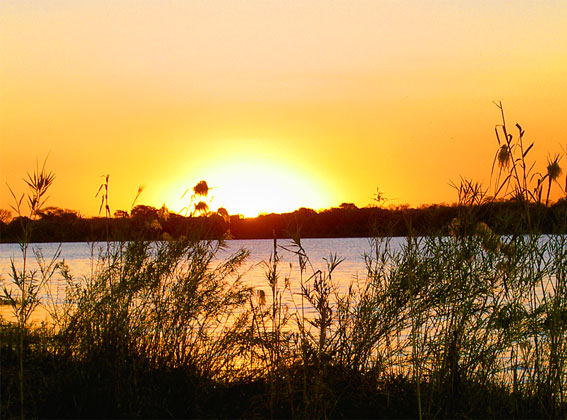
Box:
0, 238, 407, 324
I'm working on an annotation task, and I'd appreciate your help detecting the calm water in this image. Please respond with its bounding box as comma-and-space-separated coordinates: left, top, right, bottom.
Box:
0, 238, 407, 323
0, 238, 381, 281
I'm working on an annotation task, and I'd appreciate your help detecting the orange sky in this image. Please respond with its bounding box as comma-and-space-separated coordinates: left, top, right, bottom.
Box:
1, 1, 566, 217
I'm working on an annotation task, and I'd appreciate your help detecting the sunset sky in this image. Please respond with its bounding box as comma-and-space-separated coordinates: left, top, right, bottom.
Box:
1, 1, 566, 217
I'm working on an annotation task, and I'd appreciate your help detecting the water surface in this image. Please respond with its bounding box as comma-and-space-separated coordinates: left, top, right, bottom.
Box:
0, 238, 406, 324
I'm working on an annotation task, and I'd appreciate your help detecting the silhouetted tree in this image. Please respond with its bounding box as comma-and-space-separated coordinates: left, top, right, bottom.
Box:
0, 209, 13, 224
114, 210, 129, 218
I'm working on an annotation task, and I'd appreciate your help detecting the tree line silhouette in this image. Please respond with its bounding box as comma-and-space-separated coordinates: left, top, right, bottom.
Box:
1, 199, 566, 243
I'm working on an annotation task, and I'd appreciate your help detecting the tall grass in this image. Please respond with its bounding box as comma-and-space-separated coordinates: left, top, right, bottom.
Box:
1, 159, 61, 420
2, 105, 567, 418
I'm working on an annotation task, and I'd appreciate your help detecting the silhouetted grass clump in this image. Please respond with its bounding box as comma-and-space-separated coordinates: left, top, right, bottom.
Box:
2, 106, 567, 418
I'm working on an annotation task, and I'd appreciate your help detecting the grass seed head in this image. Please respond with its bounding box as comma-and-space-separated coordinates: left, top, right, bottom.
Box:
193, 180, 209, 197
497, 144, 511, 168
547, 155, 562, 181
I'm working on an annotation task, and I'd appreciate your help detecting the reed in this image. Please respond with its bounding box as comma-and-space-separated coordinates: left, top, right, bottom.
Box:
2, 106, 567, 418
1, 158, 61, 419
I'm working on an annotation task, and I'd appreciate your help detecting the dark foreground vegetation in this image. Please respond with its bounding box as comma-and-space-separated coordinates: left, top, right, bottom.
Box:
3, 228, 567, 419
2, 105, 567, 418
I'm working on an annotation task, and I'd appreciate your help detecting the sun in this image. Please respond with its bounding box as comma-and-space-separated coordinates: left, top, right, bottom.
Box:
211, 161, 329, 217
165, 155, 332, 218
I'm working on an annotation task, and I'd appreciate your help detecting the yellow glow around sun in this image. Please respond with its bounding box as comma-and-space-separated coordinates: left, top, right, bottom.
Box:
165, 156, 330, 218
211, 162, 327, 217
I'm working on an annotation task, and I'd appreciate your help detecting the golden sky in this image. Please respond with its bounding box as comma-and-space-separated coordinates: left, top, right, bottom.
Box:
1, 1, 566, 217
